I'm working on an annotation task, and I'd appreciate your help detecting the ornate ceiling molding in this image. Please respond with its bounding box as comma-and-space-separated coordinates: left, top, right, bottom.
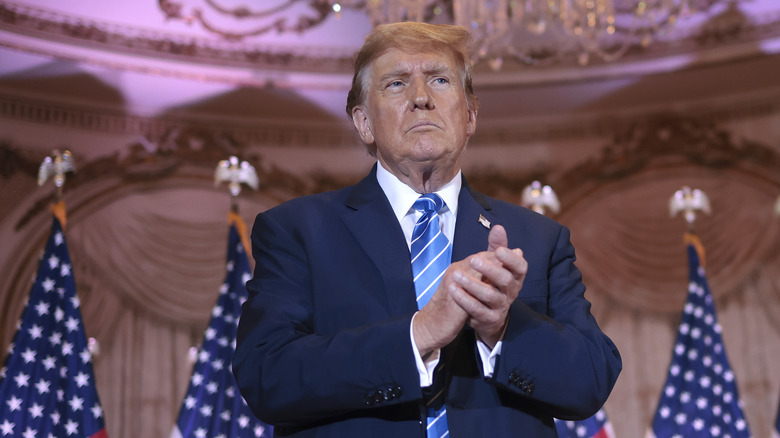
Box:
0, 92, 358, 146
463, 111, 780, 211
553, 113, 780, 206
0, 1, 354, 74
2, 0, 780, 78
157, 0, 333, 41
3, 87, 780, 150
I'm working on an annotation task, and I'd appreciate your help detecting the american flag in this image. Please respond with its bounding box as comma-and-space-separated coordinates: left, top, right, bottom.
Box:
0, 215, 108, 438
649, 234, 751, 438
171, 221, 272, 438
555, 408, 615, 438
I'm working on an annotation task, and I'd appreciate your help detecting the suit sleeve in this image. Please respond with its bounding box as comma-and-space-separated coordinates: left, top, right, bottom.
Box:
491, 224, 622, 420
232, 210, 423, 427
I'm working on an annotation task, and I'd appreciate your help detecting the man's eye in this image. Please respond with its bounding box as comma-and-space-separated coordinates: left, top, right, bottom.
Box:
434, 78, 449, 84
388, 80, 404, 87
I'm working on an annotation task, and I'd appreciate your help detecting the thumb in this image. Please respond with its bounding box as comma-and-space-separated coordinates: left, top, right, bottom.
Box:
487, 224, 508, 251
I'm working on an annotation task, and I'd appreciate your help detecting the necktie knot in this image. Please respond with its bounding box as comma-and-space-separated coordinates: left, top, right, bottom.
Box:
413, 193, 445, 215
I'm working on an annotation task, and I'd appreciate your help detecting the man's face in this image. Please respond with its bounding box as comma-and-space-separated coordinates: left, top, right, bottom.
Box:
351, 47, 477, 183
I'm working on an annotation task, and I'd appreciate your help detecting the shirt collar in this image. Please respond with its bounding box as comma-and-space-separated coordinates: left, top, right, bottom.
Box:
376, 161, 461, 223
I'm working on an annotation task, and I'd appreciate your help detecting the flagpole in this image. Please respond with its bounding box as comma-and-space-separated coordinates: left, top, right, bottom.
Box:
171, 156, 271, 438
648, 187, 751, 438
216, 155, 258, 259
228, 208, 251, 262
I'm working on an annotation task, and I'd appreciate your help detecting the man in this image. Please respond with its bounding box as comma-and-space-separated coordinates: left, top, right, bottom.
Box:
234, 22, 621, 437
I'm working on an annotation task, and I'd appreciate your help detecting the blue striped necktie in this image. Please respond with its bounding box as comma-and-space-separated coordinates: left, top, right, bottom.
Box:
411, 193, 451, 438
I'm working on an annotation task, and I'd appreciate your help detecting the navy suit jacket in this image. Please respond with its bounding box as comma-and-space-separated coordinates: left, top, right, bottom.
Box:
234, 165, 621, 437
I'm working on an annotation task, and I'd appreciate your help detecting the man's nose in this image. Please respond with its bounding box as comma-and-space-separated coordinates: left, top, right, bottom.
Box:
411, 81, 433, 110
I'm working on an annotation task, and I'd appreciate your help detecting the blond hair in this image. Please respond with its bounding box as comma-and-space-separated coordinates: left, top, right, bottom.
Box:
346, 23, 479, 150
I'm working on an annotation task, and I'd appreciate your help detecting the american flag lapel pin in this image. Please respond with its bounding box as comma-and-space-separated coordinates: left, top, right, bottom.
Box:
478, 214, 491, 229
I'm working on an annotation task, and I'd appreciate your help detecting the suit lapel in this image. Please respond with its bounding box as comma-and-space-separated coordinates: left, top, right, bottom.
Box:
340, 165, 418, 316
338, 171, 498, 317
452, 178, 496, 262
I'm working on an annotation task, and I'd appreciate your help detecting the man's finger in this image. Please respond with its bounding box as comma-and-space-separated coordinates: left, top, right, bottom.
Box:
452, 268, 503, 308
487, 224, 508, 252
495, 247, 528, 279
469, 255, 514, 291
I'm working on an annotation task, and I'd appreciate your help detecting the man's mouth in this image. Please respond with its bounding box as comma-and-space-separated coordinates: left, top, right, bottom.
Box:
408, 121, 438, 132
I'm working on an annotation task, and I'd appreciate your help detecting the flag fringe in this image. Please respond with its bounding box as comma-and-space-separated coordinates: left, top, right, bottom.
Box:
228, 211, 251, 259
51, 200, 67, 229
683, 232, 705, 268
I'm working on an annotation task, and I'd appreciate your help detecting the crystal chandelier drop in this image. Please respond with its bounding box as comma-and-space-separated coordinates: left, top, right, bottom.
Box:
332, 0, 726, 68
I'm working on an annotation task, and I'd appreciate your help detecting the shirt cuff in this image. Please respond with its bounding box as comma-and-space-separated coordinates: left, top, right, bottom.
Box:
476, 337, 503, 377
410, 312, 439, 387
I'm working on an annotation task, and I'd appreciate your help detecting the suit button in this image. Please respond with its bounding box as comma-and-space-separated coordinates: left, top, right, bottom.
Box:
367, 390, 381, 406
509, 371, 518, 384
385, 385, 399, 400
374, 390, 385, 404
394, 385, 403, 398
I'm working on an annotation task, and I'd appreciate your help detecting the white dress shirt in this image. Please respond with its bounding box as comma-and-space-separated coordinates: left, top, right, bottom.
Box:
375, 162, 502, 387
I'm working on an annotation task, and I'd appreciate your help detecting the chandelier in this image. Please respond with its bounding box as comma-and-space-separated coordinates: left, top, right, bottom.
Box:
332, 0, 726, 68
157, 0, 726, 68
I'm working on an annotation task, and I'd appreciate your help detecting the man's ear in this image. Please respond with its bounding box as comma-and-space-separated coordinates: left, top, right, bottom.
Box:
351, 106, 375, 144
466, 107, 478, 137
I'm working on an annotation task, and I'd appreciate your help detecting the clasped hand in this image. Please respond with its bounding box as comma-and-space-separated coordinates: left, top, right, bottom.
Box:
413, 225, 527, 356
